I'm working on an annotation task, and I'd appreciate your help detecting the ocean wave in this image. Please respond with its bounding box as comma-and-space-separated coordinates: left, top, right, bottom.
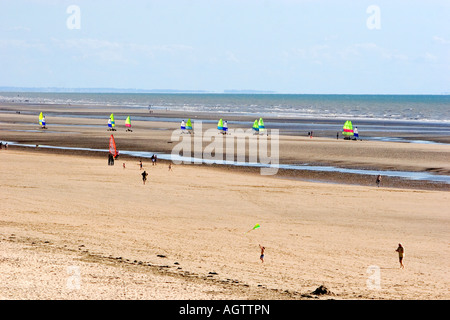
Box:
1, 93, 449, 123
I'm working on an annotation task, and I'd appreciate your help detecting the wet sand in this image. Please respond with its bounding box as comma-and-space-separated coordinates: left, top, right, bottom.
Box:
0, 102, 449, 300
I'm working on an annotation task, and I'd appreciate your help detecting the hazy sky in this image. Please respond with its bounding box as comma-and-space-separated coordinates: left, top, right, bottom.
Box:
0, 0, 449, 94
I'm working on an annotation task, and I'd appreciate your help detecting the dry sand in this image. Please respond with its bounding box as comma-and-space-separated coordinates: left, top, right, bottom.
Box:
0, 149, 449, 300
0, 103, 449, 300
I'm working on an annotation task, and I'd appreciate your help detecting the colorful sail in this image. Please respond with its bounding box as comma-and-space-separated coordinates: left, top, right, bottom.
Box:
353, 126, 359, 138
39, 112, 45, 126
109, 134, 118, 157
125, 116, 131, 128
110, 113, 115, 128
186, 119, 192, 130
181, 120, 186, 130
258, 118, 265, 132
217, 118, 224, 131
252, 119, 259, 132
342, 120, 354, 136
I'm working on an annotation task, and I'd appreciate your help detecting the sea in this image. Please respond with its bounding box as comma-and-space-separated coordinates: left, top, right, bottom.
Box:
1, 92, 449, 123
1, 92, 450, 184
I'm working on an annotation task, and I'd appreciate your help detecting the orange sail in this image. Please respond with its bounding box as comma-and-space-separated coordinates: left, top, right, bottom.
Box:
109, 134, 118, 157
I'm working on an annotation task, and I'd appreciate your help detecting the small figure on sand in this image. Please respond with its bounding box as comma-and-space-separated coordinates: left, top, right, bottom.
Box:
123, 162, 126, 169
168, 163, 173, 171
259, 244, 265, 263
139, 160, 143, 170
141, 170, 148, 185
396, 243, 405, 269
151, 154, 158, 166
376, 174, 382, 187
108, 153, 115, 166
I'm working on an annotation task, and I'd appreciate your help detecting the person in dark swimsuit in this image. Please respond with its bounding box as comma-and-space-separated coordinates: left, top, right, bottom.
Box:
259, 244, 265, 263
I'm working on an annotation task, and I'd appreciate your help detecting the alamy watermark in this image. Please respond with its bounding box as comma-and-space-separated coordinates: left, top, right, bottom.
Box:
366, 5, 381, 30
66, 5, 81, 30
366, 265, 381, 290
170, 121, 279, 176
66, 266, 81, 290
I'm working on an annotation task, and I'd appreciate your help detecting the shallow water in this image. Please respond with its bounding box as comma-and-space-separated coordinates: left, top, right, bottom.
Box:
5, 141, 450, 184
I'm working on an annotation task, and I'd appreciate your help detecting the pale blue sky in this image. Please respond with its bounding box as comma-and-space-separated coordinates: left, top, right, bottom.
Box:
0, 0, 449, 94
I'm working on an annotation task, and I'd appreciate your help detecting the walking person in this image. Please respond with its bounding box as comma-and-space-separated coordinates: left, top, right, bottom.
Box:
376, 174, 382, 187
396, 243, 405, 269
141, 170, 148, 185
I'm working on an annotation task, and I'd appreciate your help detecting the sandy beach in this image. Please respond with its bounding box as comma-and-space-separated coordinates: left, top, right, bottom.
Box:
0, 103, 449, 300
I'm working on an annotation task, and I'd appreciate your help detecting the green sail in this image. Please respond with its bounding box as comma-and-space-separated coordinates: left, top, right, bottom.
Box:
125, 116, 131, 127
258, 118, 265, 130
186, 119, 192, 130
252, 119, 259, 131
217, 118, 223, 130
342, 120, 354, 136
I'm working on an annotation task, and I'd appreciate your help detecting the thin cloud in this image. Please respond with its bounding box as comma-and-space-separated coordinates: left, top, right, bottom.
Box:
433, 36, 450, 45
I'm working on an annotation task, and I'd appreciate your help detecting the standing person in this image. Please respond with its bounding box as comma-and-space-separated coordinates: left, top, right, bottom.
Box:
139, 160, 143, 170
154, 154, 158, 165
376, 174, 382, 187
396, 243, 405, 269
141, 170, 148, 185
151, 154, 155, 166
336, 132, 339, 140
259, 244, 265, 263
168, 163, 173, 171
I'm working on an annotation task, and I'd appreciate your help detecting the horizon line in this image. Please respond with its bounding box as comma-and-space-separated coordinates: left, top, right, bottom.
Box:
0, 86, 449, 96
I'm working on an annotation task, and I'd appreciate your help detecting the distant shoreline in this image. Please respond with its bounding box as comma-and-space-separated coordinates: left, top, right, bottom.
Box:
1, 101, 449, 191
2, 101, 450, 146
1, 88, 449, 95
